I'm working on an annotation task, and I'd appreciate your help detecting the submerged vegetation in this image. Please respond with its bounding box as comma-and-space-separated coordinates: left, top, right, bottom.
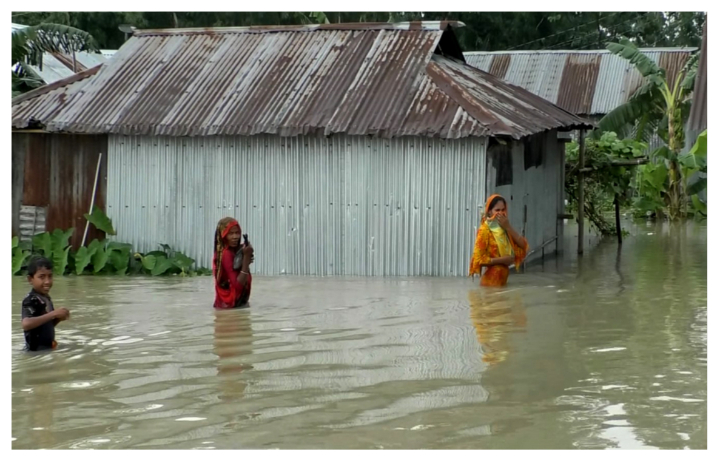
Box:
11, 207, 211, 277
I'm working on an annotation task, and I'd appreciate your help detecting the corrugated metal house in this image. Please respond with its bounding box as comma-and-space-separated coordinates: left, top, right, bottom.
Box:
12, 22, 588, 276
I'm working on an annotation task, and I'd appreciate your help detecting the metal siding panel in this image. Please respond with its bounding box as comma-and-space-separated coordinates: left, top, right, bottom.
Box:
107, 134, 487, 276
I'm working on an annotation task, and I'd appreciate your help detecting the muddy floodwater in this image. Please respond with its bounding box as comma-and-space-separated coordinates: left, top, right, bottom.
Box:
11, 221, 706, 449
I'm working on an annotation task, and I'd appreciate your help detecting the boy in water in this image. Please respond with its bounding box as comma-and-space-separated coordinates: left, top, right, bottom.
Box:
21, 257, 70, 351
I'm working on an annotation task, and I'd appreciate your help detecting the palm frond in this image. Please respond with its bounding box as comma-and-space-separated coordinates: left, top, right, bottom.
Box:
598, 84, 661, 134
606, 39, 663, 78
12, 23, 100, 68
680, 52, 700, 93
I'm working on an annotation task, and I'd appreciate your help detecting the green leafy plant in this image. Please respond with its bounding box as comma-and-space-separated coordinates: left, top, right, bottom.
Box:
14, 230, 206, 277
32, 231, 53, 257
74, 245, 94, 275
597, 40, 699, 220
107, 242, 132, 275
565, 132, 647, 235
12, 236, 31, 275
151, 257, 176, 276
84, 207, 116, 235
12, 23, 100, 96
172, 252, 195, 276
91, 239, 111, 273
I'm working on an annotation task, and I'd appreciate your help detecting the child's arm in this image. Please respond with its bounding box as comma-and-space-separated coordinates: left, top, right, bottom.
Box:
21, 307, 69, 331
22, 310, 58, 331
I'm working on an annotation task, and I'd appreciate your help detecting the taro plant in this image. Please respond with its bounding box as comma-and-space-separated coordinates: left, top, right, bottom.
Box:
13, 206, 205, 276
11, 236, 31, 275
84, 207, 116, 235
31, 228, 74, 275
134, 243, 197, 276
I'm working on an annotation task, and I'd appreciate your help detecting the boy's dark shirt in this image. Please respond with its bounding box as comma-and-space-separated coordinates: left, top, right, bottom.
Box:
21, 289, 55, 351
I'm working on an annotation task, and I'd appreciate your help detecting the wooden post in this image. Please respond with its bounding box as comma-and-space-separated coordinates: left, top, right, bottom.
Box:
577, 129, 586, 255
614, 194, 622, 244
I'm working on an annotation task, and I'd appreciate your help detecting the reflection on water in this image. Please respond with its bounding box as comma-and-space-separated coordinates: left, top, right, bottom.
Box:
468, 290, 526, 365
11, 221, 706, 449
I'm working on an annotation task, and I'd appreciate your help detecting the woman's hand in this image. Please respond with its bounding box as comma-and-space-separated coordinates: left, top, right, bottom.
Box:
496, 213, 511, 230
241, 243, 254, 257
495, 255, 515, 266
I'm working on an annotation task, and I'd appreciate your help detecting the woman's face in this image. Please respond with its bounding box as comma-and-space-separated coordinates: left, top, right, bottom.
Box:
489, 200, 507, 218
226, 225, 241, 247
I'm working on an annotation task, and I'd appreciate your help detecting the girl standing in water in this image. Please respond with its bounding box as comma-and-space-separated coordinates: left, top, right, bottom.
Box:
213, 217, 254, 309
469, 194, 528, 287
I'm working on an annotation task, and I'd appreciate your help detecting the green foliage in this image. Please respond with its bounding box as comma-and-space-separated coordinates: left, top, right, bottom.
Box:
32, 231, 53, 257
74, 245, 93, 275
606, 39, 663, 78
91, 240, 110, 273
12, 236, 31, 275
565, 132, 648, 235
84, 207, 116, 235
151, 257, 176, 276
13, 232, 206, 277
135, 243, 197, 276
12, 22, 99, 96
12, 11, 705, 51
632, 161, 669, 217
107, 242, 132, 275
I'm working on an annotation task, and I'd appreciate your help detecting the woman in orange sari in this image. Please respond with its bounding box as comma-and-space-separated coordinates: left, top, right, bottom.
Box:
469, 194, 529, 287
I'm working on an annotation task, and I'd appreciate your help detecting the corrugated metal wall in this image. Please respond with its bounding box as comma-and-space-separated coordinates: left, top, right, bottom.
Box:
11, 133, 108, 248
107, 134, 488, 276
485, 130, 564, 258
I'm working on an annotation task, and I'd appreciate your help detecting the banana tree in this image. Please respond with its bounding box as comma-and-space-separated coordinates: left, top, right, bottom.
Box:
597, 39, 699, 220
12, 23, 99, 97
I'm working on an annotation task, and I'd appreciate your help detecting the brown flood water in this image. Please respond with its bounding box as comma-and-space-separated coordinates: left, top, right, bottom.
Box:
11, 221, 706, 449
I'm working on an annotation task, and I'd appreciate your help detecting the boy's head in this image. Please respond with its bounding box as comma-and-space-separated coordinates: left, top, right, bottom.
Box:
27, 257, 53, 295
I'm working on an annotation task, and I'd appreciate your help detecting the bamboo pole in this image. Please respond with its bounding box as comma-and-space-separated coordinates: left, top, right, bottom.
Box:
80, 153, 103, 247
577, 130, 586, 255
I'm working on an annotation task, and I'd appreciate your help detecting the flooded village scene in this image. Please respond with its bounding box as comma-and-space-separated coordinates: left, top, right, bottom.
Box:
10, 11, 707, 450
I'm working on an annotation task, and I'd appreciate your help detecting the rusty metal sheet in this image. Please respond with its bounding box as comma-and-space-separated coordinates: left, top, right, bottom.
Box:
465, 48, 696, 116
489, 54, 511, 78
13, 133, 108, 248
557, 54, 601, 114
12, 66, 101, 129
13, 23, 587, 140
428, 55, 590, 139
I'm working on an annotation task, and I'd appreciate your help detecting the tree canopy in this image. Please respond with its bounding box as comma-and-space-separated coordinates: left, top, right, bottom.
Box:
11, 11, 706, 51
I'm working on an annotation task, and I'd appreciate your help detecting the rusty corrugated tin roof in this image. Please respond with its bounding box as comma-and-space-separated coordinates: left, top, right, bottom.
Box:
13, 22, 588, 139
12, 65, 101, 127
465, 48, 697, 115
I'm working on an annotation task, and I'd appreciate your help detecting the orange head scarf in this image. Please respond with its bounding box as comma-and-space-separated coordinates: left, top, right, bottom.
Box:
469, 194, 528, 278
482, 194, 507, 223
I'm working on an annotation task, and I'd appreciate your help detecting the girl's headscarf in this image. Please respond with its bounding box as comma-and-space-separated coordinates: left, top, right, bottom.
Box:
482, 194, 506, 224
213, 217, 240, 284
469, 194, 528, 276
